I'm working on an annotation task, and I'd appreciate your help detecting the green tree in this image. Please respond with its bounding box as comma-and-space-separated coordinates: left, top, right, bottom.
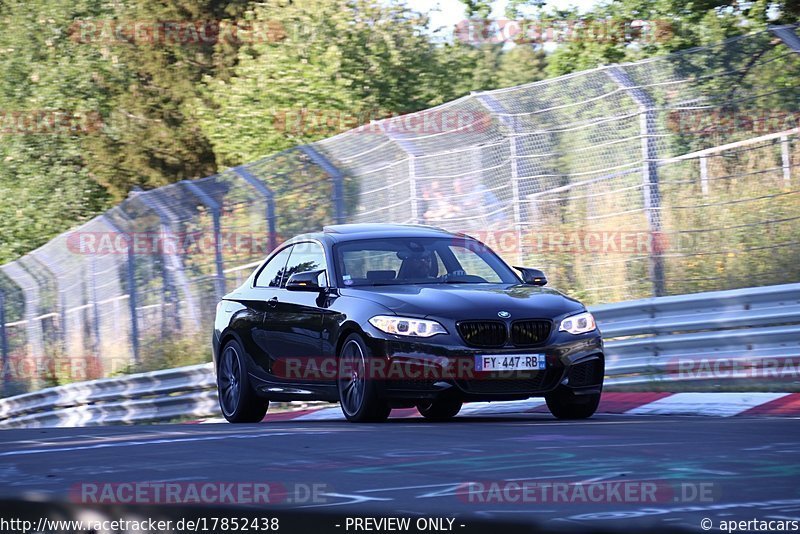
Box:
537, 0, 800, 76
497, 44, 548, 87
197, 0, 448, 166
0, 0, 113, 262
81, 0, 250, 200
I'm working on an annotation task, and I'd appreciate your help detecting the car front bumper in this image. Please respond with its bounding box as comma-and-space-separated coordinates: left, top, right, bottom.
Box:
363, 330, 604, 402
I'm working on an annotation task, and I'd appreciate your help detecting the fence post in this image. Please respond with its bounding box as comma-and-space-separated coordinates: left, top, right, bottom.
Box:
126, 247, 140, 364
298, 145, 347, 224
24, 255, 66, 365
606, 66, 665, 297
769, 25, 800, 53
135, 192, 202, 332
408, 158, 419, 223
476, 93, 524, 264
58, 291, 68, 351
699, 156, 709, 196
0, 263, 43, 366
182, 181, 226, 301
101, 215, 139, 365
89, 256, 102, 359
382, 132, 421, 224
0, 290, 8, 392
770, 25, 799, 183
233, 166, 278, 252
781, 136, 792, 186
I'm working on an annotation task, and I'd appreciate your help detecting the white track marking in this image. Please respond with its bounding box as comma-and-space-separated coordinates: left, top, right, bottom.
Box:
458, 399, 547, 415
0, 430, 330, 458
625, 392, 790, 417
294, 408, 345, 420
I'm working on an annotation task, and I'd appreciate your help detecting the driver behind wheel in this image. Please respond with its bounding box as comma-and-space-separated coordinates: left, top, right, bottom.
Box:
400, 251, 435, 280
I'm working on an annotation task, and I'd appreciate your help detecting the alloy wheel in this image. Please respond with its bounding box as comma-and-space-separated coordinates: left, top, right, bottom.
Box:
339, 339, 367, 416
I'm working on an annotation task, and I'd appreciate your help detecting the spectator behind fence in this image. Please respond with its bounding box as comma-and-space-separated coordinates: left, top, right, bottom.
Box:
454, 177, 507, 228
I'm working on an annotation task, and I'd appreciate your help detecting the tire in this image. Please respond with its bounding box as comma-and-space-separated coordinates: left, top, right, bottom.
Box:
337, 334, 390, 423
417, 398, 463, 421
545, 386, 601, 420
217, 339, 268, 423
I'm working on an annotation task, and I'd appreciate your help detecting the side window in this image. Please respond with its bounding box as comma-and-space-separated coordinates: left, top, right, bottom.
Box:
282, 242, 327, 287
254, 246, 293, 288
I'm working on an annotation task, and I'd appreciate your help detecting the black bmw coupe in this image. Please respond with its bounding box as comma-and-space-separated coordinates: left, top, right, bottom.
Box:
213, 224, 604, 423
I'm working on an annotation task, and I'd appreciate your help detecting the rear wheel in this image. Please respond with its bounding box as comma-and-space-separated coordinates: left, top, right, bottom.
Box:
417, 398, 463, 421
337, 334, 390, 423
218, 340, 268, 423
545, 386, 601, 420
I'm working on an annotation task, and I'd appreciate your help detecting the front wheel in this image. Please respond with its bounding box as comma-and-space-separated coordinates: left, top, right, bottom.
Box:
417, 398, 463, 421
217, 339, 268, 423
545, 386, 601, 420
337, 334, 390, 423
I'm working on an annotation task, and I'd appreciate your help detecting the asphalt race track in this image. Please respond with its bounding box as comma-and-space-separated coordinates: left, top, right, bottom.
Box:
1, 413, 799, 533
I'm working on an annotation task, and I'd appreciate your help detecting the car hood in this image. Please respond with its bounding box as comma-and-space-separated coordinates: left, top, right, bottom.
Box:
340, 284, 585, 320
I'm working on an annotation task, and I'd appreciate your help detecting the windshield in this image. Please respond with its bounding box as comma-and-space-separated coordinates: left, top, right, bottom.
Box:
333, 237, 520, 287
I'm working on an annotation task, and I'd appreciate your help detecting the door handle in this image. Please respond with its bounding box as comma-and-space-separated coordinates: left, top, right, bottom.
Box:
267, 296, 278, 308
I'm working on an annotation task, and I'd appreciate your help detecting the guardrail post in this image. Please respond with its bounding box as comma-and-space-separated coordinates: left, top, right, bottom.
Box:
182, 181, 226, 300
476, 93, 524, 264
298, 145, 347, 224
233, 166, 278, 252
0, 290, 8, 392
606, 66, 665, 297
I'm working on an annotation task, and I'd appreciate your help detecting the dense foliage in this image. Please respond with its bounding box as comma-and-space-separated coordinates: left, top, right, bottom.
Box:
0, 0, 798, 263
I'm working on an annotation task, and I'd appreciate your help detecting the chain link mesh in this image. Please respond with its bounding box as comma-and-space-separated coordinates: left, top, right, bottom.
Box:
1, 27, 798, 394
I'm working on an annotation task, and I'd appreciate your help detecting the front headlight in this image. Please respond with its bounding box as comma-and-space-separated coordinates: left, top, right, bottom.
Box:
559, 311, 596, 335
369, 315, 447, 337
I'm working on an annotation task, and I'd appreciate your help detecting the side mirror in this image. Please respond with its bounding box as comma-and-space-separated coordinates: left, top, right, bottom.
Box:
286, 269, 327, 291
514, 266, 547, 286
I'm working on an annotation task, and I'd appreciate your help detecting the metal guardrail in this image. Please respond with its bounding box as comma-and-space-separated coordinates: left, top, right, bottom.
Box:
0, 283, 798, 427
0, 363, 218, 428
596, 283, 800, 389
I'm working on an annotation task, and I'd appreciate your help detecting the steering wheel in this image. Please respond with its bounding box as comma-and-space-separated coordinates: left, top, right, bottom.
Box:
438, 270, 488, 283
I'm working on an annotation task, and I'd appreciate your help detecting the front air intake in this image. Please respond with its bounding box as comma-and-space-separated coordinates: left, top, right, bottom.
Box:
457, 321, 507, 348
510, 320, 552, 346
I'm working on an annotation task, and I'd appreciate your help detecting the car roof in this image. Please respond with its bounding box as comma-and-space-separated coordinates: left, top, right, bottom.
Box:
290, 223, 465, 244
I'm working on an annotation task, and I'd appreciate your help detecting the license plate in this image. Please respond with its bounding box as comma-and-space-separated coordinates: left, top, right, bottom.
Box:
475, 354, 546, 372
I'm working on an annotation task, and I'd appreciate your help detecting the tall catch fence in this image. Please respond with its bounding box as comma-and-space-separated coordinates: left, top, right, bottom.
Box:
1, 26, 799, 395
